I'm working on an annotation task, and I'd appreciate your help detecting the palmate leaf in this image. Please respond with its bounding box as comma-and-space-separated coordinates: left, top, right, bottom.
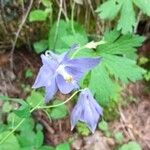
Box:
117, 0, 136, 34
89, 62, 121, 105
98, 30, 145, 59
0, 132, 20, 150
133, 0, 150, 16
95, 0, 121, 20
102, 54, 145, 83
96, 0, 150, 34
89, 30, 145, 105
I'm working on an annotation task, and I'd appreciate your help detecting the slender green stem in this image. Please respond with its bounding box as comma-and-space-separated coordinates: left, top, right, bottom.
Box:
0, 119, 25, 144
0, 101, 42, 145
30, 101, 43, 113
0, 90, 80, 144
71, 1, 75, 34
71, 46, 85, 58
0, 119, 24, 144
71, 40, 106, 59
37, 90, 80, 109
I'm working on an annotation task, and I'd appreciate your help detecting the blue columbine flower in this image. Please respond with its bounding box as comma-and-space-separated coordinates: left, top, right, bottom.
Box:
32, 46, 100, 102
71, 88, 103, 133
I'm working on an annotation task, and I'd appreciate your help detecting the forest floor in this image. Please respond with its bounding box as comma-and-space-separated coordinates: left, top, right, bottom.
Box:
0, 48, 150, 150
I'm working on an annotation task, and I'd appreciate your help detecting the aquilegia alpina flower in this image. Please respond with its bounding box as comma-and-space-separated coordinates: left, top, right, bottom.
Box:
32, 46, 100, 102
71, 88, 103, 133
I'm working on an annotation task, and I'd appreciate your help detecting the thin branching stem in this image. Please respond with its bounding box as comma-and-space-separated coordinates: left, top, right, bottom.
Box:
37, 90, 80, 109
71, 1, 75, 34
0, 90, 80, 144
53, 0, 63, 50
10, 0, 33, 69
0, 100, 42, 144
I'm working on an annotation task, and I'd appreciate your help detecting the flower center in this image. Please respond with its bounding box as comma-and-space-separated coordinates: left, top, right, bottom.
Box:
57, 65, 73, 83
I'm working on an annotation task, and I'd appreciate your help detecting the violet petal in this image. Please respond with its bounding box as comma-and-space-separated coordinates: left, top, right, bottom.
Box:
56, 74, 78, 94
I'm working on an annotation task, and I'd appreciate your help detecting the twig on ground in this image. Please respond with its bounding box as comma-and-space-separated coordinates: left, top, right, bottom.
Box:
134, 11, 142, 33
87, 0, 95, 17
53, 0, 63, 49
10, 0, 33, 70
0, 68, 7, 95
56, 0, 69, 22
119, 106, 136, 140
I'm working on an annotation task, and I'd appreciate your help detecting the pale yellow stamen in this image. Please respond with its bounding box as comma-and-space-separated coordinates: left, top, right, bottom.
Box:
64, 75, 73, 83
57, 65, 73, 83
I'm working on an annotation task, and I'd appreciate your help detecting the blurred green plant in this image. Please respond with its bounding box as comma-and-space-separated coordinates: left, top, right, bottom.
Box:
98, 119, 108, 132
118, 141, 141, 150
98, 119, 111, 137
56, 142, 70, 150
96, 0, 150, 34
138, 56, 150, 82
0, 95, 53, 150
50, 100, 68, 119
76, 122, 91, 136
29, 0, 52, 22
25, 69, 33, 78
0, 91, 72, 149
114, 131, 124, 144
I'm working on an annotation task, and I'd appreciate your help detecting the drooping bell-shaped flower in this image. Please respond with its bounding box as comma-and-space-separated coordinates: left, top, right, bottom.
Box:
32, 45, 101, 102
71, 88, 103, 133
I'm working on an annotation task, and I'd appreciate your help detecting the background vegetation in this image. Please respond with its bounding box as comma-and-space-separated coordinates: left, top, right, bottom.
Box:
0, 0, 150, 150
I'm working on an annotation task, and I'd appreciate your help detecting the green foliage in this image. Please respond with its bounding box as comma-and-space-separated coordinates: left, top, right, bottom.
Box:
114, 132, 124, 144
21, 84, 31, 93
98, 120, 111, 137
89, 62, 121, 105
56, 142, 70, 150
41, 0, 52, 8
7, 113, 34, 131
26, 90, 44, 108
99, 30, 145, 60
117, 0, 136, 34
29, 10, 49, 22
89, 30, 145, 106
0, 96, 31, 118
1, 0, 148, 144
76, 122, 91, 136
39, 146, 55, 150
50, 100, 68, 119
98, 120, 108, 132
103, 54, 145, 83
13, 100, 30, 118
103, 100, 119, 121
0, 132, 20, 150
138, 56, 149, 65
138, 56, 150, 81
25, 69, 33, 78
96, 0, 150, 34
18, 130, 44, 149
2, 102, 12, 113
33, 40, 48, 54
48, 20, 88, 54
0, 98, 55, 149
96, 0, 122, 20
133, 0, 150, 16
144, 70, 150, 81
118, 141, 141, 150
